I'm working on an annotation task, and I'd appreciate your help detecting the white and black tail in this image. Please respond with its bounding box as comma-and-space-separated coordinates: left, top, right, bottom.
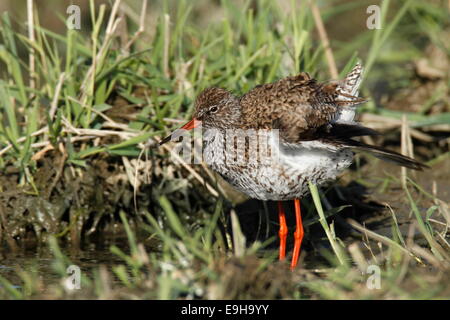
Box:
335, 62, 365, 122
321, 122, 428, 171
321, 63, 428, 171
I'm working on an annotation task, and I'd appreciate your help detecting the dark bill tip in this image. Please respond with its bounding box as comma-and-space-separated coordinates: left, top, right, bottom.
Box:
159, 134, 173, 146
158, 118, 201, 147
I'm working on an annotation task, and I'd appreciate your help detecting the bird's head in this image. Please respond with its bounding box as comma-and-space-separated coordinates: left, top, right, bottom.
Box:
159, 87, 240, 145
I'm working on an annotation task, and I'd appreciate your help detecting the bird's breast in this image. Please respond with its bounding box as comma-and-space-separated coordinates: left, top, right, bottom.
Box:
200, 129, 353, 200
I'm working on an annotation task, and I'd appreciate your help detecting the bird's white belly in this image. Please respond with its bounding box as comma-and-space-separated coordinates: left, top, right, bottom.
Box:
202, 129, 353, 200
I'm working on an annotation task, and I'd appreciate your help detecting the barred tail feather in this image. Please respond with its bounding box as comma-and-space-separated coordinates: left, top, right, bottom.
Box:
336, 62, 365, 122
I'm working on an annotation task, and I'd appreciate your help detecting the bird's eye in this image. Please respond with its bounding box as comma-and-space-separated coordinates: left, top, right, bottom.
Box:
209, 106, 219, 113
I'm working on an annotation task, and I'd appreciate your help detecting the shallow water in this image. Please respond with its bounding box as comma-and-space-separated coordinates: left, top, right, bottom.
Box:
0, 243, 126, 289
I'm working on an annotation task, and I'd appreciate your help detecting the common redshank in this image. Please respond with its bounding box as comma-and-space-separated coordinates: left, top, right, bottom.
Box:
159, 63, 427, 269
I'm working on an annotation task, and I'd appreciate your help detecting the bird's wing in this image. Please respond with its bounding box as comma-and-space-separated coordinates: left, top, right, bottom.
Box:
239, 64, 366, 143
239, 64, 428, 171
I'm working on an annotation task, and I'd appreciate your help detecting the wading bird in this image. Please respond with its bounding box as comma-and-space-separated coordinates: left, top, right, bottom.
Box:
159, 63, 426, 269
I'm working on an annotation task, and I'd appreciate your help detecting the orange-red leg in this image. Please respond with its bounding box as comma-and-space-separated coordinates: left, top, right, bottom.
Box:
291, 198, 304, 270
277, 201, 288, 260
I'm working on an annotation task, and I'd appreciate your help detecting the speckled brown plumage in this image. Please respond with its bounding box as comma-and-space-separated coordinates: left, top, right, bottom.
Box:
187, 64, 426, 171
238, 72, 366, 142
160, 63, 427, 269
193, 68, 368, 143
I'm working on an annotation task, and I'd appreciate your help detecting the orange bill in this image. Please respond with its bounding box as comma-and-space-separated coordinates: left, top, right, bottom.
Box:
159, 118, 201, 145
